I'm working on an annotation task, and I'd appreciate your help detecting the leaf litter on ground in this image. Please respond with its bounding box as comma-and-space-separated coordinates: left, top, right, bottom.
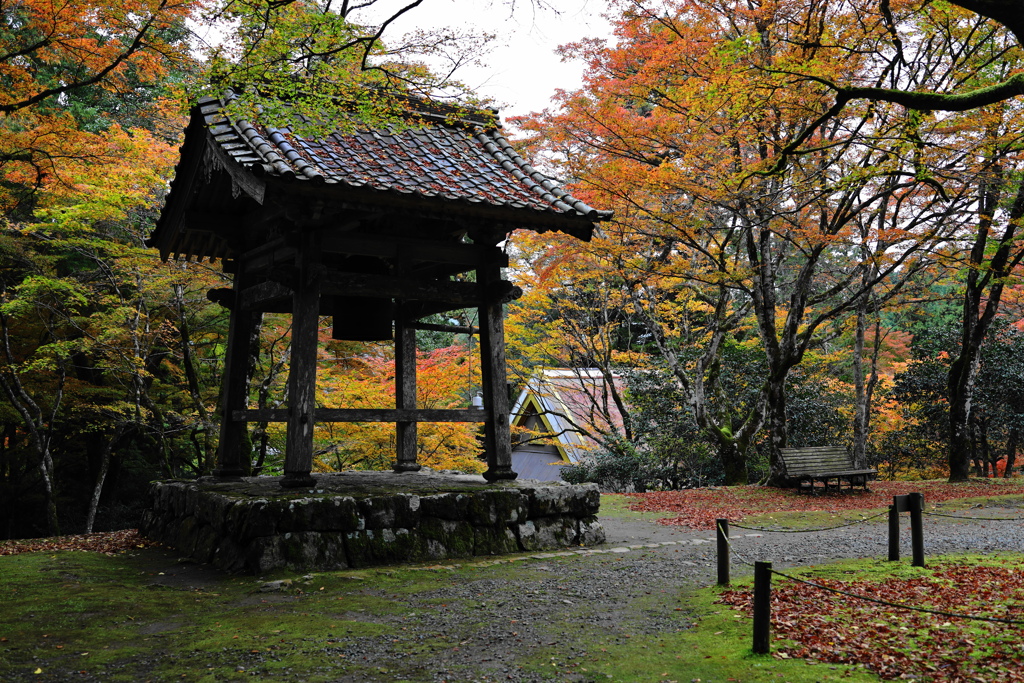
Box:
624, 479, 1024, 530
717, 558, 1024, 682
0, 529, 160, 556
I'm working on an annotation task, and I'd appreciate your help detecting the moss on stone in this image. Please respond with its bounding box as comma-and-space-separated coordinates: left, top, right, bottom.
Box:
145, 478, 604, 572
345, 528, 427, 568
467, 490, 526, 525
473, 525, 520, 555
419, 518, 475, 559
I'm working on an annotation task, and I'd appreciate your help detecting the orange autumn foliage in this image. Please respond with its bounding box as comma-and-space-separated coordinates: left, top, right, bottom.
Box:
252, 328, 485, 475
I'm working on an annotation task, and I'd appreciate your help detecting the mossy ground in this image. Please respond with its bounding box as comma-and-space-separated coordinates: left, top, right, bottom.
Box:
3, 486, 1019, 682
0, 543, 883, 683
741, 489, 1024, 530
598, 493, 676, 522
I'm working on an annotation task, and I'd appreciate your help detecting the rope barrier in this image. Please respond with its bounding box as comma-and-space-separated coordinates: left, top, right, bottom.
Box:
923, 510, 1024, 522
717, 521, 758, 568
729, 509, 890, 533
768, 567, 1024, 626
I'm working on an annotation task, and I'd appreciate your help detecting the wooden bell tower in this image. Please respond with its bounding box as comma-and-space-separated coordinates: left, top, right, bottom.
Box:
150, 92, 611, 487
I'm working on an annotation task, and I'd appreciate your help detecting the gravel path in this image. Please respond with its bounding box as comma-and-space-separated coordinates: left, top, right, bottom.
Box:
307, 503, 1024, 682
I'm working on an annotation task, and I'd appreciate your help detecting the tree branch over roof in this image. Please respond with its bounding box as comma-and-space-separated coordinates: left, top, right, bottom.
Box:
768, 0, 1024, 173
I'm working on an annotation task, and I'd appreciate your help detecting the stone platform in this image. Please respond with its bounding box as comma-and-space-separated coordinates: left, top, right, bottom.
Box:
139, 471, 605, 574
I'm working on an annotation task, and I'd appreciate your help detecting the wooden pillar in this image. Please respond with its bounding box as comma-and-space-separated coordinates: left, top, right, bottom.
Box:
214, 271, 257, 480
478, 263, 517, 481
281, 237, 321, 488
393, 302, 421, 472
752, 561, 773, 654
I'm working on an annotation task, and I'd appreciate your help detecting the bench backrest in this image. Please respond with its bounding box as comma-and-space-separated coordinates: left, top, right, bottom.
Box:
779, 446, 854, 476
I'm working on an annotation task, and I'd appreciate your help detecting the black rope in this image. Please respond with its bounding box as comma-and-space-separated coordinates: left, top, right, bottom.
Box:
717, 521, 758, 568
769, 567, 1024, 626
729, 509, 889, 533
923, 510, 1024, 522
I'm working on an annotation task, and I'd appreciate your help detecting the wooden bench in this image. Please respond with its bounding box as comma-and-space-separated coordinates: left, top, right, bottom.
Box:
779, 446, 877, 492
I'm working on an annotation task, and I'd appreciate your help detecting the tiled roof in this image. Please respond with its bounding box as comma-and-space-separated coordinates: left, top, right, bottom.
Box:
510, 369, 627, 462
197, 93, 612, 222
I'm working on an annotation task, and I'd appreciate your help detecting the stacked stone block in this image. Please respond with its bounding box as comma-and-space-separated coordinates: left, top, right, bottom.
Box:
140, 475, 604, 574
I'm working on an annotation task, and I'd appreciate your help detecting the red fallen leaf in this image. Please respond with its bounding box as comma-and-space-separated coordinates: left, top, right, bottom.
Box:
621, 480, 1024, 529
0, 530, 163, 556
718, 560, 1024, 681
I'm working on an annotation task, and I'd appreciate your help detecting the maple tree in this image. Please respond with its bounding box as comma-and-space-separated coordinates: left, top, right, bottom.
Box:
893, 315, 1024, 478
0, 0, 192, 219
313, 338, 485, 474
247, 323, 485, 476
506, 234, 639, 459
514, 0, 985, 485
1, 140, 230, 535
199, 0, 493, 134
756, 0, 1024, 482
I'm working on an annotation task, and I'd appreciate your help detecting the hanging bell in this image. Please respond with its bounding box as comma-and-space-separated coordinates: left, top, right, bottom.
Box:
331, 296, 394, 341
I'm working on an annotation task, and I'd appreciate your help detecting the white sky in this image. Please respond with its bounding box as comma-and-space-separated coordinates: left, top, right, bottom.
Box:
370, 0, 614, 118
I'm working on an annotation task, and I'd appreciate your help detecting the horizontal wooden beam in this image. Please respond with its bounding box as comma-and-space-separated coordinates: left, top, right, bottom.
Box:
238, 280, 293, 311
322, 272, 480, 306
410, 321, 478, 335
315, 233, 508, 268
232, 408, 489, 423
241, 246, 297, 275
236, 274, 521, 313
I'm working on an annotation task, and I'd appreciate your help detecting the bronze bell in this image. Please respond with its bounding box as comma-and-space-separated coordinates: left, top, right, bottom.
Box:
331, 296, 394, 341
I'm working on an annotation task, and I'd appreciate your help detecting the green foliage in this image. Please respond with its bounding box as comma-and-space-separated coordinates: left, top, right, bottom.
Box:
562, 444, 683, 492
785, 365, 853, 449
891, 318, 1024, 477
620, 366, 724, 487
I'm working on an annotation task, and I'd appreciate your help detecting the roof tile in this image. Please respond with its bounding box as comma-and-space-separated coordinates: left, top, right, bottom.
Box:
198, 94, 610, 221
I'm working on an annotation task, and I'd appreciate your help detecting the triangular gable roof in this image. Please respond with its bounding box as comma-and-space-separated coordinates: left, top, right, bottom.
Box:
510, 369, 627, 463
150, 92, 612, 263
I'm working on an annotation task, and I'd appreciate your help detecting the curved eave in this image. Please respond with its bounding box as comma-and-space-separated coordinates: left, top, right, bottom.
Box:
253, 169, 604, 240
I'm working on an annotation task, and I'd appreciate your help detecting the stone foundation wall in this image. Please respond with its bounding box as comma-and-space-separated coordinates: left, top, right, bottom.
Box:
140, 472, 605, 574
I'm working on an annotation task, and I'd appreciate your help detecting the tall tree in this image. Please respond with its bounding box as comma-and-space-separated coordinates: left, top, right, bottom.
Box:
769, 0, 1024, 482
518, 0, 970, 483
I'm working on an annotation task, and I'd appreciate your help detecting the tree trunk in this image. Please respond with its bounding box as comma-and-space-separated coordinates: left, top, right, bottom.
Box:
947, 167, 1024, 482
765, 371, 789, 484
175, 284, 216, 474
852, 245, 883, 470
84, 426, 126, 534
977, 415, 991, 477
718, 438, 748, 485
948, 351, 978, 481
1005, 426, 1018, 478
0, 312, 63, 535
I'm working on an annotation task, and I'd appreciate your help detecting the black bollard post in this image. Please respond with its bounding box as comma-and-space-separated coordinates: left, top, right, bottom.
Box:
888, 504, 899, 562
753, 561, 772, 654
716, 518, 730, 586
910, 492, 925, 567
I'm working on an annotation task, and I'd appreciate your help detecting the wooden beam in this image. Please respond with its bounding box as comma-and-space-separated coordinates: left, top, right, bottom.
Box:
281, 233, 320, 488
238, 280, 293, 311
393, 305, 420, 472
411, 321, 479, 335
479, 262, 516, 481
214, 271, 259, 480
238, 272, 519, 312
239, 237, 297, 275
321, 271, 479, 306
242, 249, 299, 277
233, 408, 488, 422
318, 233, 508, 268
